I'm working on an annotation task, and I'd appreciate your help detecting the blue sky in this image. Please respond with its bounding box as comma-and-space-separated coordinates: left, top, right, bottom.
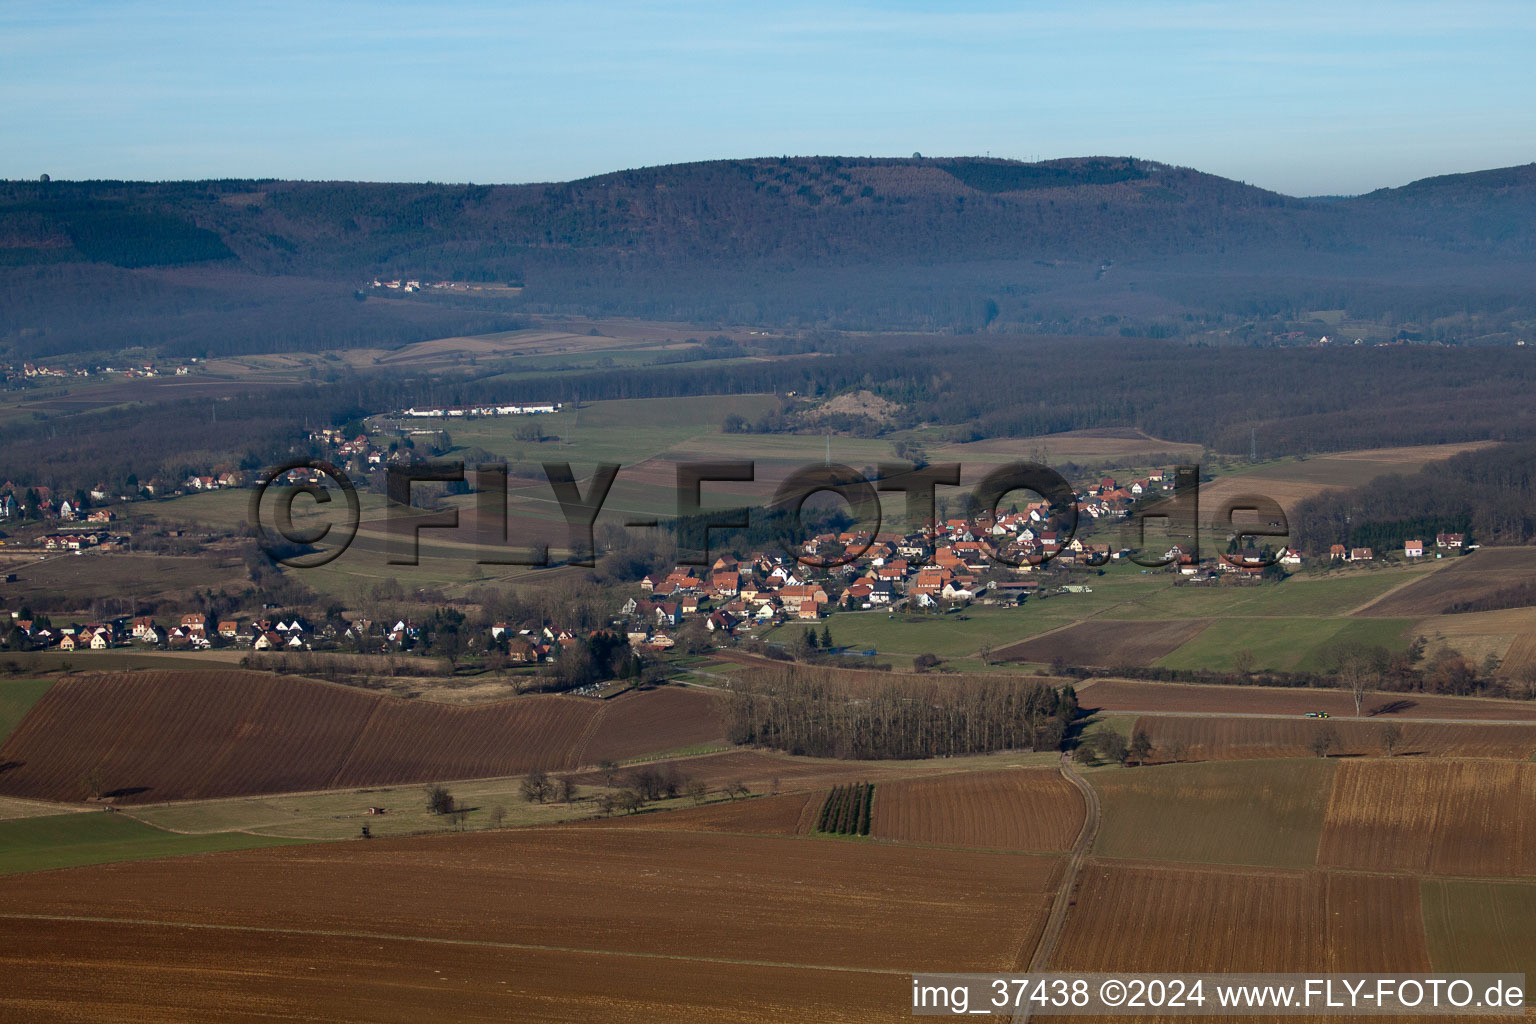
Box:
2, 1, 1532, 195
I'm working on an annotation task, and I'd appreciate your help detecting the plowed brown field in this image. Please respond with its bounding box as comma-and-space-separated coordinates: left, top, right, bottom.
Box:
1317, 760, 1536, 877
577, 684, 727, 762
1050, 862, 1429, 991
1130, 716, 1536, 762
1358, 547, 1536, 617
0, 672, 725, 804
0, 916, 913, 1024
1081, 678, 1536, 721
996, 619, 1212, 667
0, 826, 1063, 1022
871, 769, 1084, 851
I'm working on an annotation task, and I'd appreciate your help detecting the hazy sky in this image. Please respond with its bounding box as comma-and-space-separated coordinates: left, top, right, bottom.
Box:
3, 1, 1533, 195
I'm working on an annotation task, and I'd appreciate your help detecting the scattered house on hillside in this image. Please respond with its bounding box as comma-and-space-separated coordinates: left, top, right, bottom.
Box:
1349, 547, 1374, 562
1329, 544, 1348, 560
1436, 532, 1465, 551
1404, 539, 1424, 559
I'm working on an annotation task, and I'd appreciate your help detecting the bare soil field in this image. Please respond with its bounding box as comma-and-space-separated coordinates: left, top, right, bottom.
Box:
1317, 760, 1536, 877
576, 684, 727, 762
1050, 860, 1429, 975
0, 672, 724, 804
1130, 716, 1536, 762
870, 769, 1084, 852
0, 826, 1063, 1022
0, 916, 915, 1024
996, 619, 1212, 667
1080, 678, 1536, 721
1357, 547, 1536, 618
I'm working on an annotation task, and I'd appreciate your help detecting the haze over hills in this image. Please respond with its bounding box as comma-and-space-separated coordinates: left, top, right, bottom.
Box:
3, 156, 1535, 358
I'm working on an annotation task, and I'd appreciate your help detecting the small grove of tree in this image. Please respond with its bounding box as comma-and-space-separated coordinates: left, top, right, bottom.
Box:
1163, 739, 1189, 764
1308, 724, 1340, 758
489, 804, 507, 828
425, 783, 455, 815
727, 666, 1079, 759
1096, 729, 1130, 766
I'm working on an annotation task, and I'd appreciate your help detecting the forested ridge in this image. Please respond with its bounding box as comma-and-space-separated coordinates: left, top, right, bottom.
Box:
4, 156, 1536, 357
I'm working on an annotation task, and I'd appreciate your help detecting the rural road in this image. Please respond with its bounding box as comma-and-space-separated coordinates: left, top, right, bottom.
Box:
1013, 753, 1101, 1024
1089, 708, 1536, 727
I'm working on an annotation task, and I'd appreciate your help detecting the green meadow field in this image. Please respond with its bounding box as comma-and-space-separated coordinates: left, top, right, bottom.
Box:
1090, 759, 1337, 869
0, 813, 306, 876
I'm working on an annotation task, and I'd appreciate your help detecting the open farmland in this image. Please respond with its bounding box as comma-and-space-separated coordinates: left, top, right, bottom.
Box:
0, 550, 249, 611
937, 428, 1203, 465
870, 769, 1084, 852
0, 826, 1063, 1023
0, 917, 914, 1024
0, 812, 303, 876
0, 678, 52, 743
1317, 760, 1536, 877
0, 671, 725, 804
1080, 678, 1536, 721
789, 606, 1072, 659
1129, 715, 1536, 762
1195, 442, 1493, 520
1154, 616, 1411, 673
1412, 606, 1536, 672
1050, 861, 1430, 974
1357, 547, 1536, 617
1091, 760, 1335, 869
1422, 880, 1536, 981
996, 619, 1212, 667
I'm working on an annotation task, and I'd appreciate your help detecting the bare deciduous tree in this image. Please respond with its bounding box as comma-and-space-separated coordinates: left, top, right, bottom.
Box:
1129, 728, 1154, 767
1380, 722, 1404, 757
519, 770, 553, 804
1309, 724, 1340, 758
81, 767, 106, 801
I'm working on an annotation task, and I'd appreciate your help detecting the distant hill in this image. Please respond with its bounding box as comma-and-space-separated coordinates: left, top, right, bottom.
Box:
3, 157, 1534, 357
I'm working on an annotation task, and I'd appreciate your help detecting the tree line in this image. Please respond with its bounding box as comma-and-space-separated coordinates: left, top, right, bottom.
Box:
724, 666, 1079, 759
